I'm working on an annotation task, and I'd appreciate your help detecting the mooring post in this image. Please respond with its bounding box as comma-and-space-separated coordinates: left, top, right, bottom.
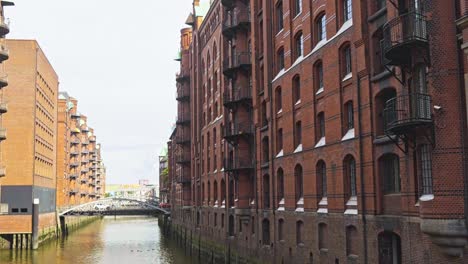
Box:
32, 198, 39, 250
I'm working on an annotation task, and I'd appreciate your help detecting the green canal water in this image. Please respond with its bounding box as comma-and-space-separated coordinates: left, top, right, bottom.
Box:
0, 216, 193, 264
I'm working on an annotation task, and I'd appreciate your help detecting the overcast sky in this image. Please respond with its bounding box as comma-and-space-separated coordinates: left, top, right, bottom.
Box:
7, 1, 193, 184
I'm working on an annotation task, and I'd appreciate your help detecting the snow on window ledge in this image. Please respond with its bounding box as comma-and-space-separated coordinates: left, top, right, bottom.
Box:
294, 144, 303, 153
315, 137, 326, 148
316, 87, 324, 95
344, 209, 358, 215
346, 196, 358, 206
419, 194, 434, 202
342, 128, 355, 141
342, 72, 353, 82
317, 208, 328, 214
318, 197, 328, 206
276, 149, 284, 158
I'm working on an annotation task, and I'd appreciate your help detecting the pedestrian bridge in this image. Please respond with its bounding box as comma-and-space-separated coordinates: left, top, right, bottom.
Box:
59, 197, 170, 216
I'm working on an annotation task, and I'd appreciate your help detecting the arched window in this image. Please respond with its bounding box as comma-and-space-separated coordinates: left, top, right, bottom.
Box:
344, 101, 354, 132
262, 219, 270, 245
294, 32, 303, 60
293, 0, 302, 17
261, 100, 268, 127
378, 232, 401, 264
375, 88, 397, 135
341, 43, 352, 77
342, 0, 352, 23
318, 223, 328, 250
263, 174, 270, 208
344, 155, 357, 199
278, 219, 285, 241
221, 179, 226, 205
229, 215, 235, 236
277, 128, 283, 153
316, 112, 326, 144
207, 180, 211, 205
295, 121, 302, 149
277, 47, 285, 72
294, 164, 303, 203
213, 180, 218, 204
202, 182, 205, 204
379, 154, 401, 194
317, 13, 327, 42
276, 1, 283, 33
277, 168, 285, 204
346, 225, 358, 256
317, 160, 327, 200
296, 220, 304, 244
228, 179, 234, 207
315, 61, 324, 93
293, 75, 301, 103
262, 136, 269, 164
275, 86, 282, 112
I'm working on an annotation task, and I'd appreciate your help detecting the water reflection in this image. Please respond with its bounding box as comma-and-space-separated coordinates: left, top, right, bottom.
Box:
0, 216, 193, 264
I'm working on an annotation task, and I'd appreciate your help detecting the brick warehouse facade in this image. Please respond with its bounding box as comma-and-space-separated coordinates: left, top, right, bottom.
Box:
56, 92, 106, 209
0, 40, 107, 243
166, 0, 468, 263
0, 1, 13, 215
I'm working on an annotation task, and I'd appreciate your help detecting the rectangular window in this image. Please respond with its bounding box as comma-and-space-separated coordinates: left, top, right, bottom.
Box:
318, 15, 327, 41
295, 122, 302, 147
278, 49, 284, 72
277, 129, 283, 151
317, 63, 324, 90
319, 113, 325, 138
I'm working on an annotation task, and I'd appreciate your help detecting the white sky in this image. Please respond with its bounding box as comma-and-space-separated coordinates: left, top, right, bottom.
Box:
7, 0, 193, 184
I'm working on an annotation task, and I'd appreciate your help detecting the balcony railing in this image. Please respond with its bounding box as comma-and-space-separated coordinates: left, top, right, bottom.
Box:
0, 45, 9, 62
384, 93, 432, 134
222, 9, 251, 39
223, 86, 252, 108
176, 70, 190, 83
176, 112, 191, 125
70, 162, 79, 168
224, 157, 254, 172
70, 138, 80, 145
382, 12, 428, 66
223, 52, 251, 78
0, 76, 8, 88
221, 0, 234, 9
0, 19, 10, 36
71, 112, 81, 119
176, 151, 191, 164
0, 128, 6, 141
176, 86, 190, 101
176, 168, 191, 184
175, 132, 191, 144
0, 167, 6, 177
68, 174, 78, 180
0, 102, 7, 114
224, 122, 253, 141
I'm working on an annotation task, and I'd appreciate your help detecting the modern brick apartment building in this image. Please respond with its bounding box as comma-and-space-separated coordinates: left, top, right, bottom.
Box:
0, 40, 59, 234
0, 1, 13, 215
56, 93, 105, 209
168, 0, 468, 263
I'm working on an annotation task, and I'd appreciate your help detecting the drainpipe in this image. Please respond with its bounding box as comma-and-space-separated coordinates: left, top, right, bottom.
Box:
357, 75, 369, 264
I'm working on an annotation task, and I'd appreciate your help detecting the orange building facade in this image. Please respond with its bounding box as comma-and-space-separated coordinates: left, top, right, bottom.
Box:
0, 40, 59, 234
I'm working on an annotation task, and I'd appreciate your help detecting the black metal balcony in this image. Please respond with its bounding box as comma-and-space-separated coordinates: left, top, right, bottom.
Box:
0, 46, 9, 62
68, 174, 78, 180
224, 157, 254, 172
224, 122, 253, 142
384, 93, 432, 135
0, 102, 7, 114
382, 12, 429, 66
176, 86, 190, 101
223, 86, 252, 109
175, 132, 191, 145
223, 52, 251, 78
221, 0, 234, 9
0, 76, 8, 89
176, 112, 191, 125
70, 162, 79, 168
69, 188, 78, 195
176, 70, 190, 83
222, 10, 250, 39
0, 20, 9, 36
176, 152, 191, 164
176, 169, 191, 184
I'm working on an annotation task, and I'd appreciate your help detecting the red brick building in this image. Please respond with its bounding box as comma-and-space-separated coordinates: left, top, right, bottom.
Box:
168, 0, 468, 263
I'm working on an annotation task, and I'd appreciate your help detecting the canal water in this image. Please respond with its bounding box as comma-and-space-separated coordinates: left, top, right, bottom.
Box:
0, 216, 193, 264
